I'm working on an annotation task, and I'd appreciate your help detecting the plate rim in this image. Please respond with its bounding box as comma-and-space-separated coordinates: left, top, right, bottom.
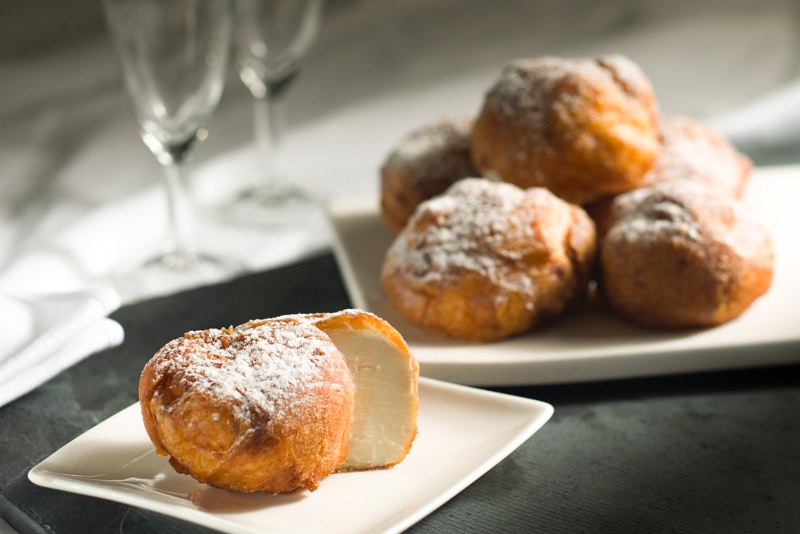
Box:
28, 377, 553, 534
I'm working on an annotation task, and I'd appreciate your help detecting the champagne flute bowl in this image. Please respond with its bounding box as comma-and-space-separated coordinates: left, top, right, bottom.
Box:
103, 0, 238, 298
219, 0, 324, 226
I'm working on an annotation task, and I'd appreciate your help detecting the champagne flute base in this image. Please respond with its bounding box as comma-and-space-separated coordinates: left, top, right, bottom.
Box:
214, 181, 320, 227
110, 250, 242, 303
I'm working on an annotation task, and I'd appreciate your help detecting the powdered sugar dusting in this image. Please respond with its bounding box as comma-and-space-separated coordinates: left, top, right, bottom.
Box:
485, 55, 647, 125
606, 181, 769, 258
383, 117, 476, 187
596, 55, 652, 99
384, 178, 571, 294
473, 54, 660, 205
610, 200, 701, 244
485, 57, 555, 128
151, 320, 345, 428
389, 118, 469, 163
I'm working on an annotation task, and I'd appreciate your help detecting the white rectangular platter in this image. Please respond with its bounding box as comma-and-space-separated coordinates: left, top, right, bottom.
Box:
328, 165, 800, 386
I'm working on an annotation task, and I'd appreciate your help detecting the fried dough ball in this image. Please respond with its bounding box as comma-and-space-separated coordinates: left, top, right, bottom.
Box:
641, 115, 752, 197
381, 178, 596, 342
600, 182, 773, 328
139, 318, 354, 494
380, 117, 479, 233
587, 115, 752, 237
471, 55, 660, 205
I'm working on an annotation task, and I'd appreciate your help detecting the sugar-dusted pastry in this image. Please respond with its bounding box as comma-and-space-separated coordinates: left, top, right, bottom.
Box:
641, 115, 752, 197
600, 182, 773, 327
139, 318, 354, 494
471, 55, 660, 205
380, 117, 479, 233
139, 310, 420, 494
381, 178, 597, 342
587, 115, 752, 237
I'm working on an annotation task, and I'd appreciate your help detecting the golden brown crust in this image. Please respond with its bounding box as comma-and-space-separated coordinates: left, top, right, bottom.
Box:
381, 178, 597, 342
599, 182, 774, 327
139, 319, 354, 494
380, 117, 479, 233
471, 55, 660, 205
586, 115, 752, 238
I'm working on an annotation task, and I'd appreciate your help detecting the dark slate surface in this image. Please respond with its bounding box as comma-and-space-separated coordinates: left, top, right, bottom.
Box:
1, 253, 799, 533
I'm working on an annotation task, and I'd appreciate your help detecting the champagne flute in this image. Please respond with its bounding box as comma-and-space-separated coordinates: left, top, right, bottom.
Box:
220, 0, 324, 225
103, 0, 238, 297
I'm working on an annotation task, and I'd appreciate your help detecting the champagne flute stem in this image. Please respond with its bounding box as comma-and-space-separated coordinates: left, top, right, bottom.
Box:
162, 158, 196, 260
253, 92, 287, 188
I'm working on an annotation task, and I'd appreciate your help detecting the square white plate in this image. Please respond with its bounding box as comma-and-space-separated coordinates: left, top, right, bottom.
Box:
328, 165, 800, 386
28, 378, 553, 534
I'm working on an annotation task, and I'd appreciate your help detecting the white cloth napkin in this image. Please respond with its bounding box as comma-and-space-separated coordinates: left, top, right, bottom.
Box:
0, 147, 332, 302
0, 286, 123, 408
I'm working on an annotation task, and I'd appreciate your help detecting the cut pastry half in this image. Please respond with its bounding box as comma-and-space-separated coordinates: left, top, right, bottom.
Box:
302, 310, 419, 471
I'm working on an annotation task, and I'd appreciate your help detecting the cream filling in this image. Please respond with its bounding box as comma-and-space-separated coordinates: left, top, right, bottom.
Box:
322, 328, 417, 470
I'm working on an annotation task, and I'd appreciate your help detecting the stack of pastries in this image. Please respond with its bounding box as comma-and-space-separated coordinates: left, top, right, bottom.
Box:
380, 55, 774, 340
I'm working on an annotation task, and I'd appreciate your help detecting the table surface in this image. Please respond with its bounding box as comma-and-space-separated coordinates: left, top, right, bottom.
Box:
3, 1, 800, 531
1, 253, 798, 534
